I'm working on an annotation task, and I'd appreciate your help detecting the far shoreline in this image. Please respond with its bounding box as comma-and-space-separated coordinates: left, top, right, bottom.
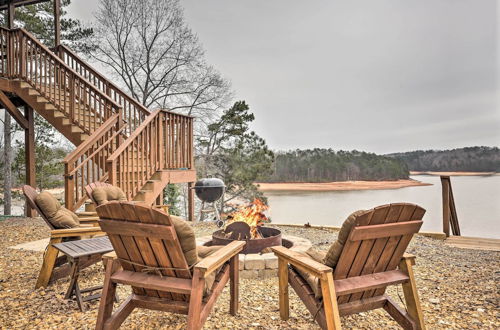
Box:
256, 179, 432, 192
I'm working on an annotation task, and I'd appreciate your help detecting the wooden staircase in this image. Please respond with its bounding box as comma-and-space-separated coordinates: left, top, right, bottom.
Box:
0, 27, 196, 217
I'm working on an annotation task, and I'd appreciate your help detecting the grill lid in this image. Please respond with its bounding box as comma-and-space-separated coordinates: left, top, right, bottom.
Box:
193, 178, 225, 202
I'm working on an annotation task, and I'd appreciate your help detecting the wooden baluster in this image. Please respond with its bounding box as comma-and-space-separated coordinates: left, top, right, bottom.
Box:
69, 74, 75, 122
65, 162, 75, 210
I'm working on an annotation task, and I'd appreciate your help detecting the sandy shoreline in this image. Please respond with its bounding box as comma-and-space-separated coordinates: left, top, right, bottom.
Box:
256, 179, 431, 192
410, 171, 498, 176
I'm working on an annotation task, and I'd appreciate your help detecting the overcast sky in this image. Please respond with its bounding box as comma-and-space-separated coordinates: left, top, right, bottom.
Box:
67, 0, 499, 154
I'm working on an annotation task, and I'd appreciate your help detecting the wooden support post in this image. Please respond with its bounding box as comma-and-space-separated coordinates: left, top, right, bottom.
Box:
440, 176, 450, 237
53, 0, 61, 47
320, 273, 342, 329
399, 257, 426, 330
229, 254, 239, 315
25, 106, 36, 217
278, 258, 289, 321
7, 3, 14, 28
35, 237, 62, 288
188, 181, 195, 222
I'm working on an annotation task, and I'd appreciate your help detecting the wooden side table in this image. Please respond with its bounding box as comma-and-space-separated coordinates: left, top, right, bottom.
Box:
53, 236, 114, 311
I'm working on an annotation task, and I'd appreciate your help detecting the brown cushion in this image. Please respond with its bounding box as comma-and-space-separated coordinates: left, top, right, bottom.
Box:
170, 215, 198, 266
197, 245, 224, 296
294, 248, 326, 298
35, 192, 80, 229
92, 186, 127, 206
323, 210, 366, 268
52, 207, 80, 228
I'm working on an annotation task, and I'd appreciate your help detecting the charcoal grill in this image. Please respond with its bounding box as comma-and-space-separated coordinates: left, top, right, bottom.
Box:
192, 178, 225, 225
193, 178, 225, 202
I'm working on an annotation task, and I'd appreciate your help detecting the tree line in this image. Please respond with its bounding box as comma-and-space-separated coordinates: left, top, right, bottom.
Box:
388, 146, 500, 172
263, 149, 409, 182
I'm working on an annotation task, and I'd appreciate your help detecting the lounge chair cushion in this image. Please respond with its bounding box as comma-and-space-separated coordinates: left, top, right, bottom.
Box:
35, 191, 80, 229
170, 215, 199, 266
92, 186, 127, 206
323, 209, 366, 268
293, 248, 326, 298
198, 245, 225, 296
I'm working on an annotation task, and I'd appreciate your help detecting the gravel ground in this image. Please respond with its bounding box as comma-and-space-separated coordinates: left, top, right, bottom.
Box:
0, 218, 498, 329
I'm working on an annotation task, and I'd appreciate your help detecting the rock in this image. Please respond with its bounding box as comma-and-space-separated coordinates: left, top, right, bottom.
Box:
244, 254, 265, 270
238, 254, 245, 270
262, 253, 278, 269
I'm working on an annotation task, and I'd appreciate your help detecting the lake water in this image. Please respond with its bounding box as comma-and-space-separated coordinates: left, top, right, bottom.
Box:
264, 175, 500, 239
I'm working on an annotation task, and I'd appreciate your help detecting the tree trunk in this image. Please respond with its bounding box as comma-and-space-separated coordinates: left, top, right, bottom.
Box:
3, 113, 12, 215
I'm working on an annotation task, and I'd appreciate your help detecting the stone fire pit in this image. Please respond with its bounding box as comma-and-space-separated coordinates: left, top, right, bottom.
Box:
196, 234, 312, 279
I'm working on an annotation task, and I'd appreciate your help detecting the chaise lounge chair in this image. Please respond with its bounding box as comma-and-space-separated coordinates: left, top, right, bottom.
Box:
95, 202, 245, 330
22, 185, 105, 288
272, 203, 426, 329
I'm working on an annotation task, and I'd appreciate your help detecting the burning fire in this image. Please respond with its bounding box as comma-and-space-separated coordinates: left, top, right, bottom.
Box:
226, 199, 269, 238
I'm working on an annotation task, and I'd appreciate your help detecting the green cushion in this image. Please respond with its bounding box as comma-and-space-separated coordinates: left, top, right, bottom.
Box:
92, 186, 127, 205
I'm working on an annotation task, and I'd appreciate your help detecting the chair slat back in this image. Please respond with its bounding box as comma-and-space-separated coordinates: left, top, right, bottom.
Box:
22, 185, 56, 230
85, 182, 114, 206
96, 202, 191, 300
333, 203, 425, 304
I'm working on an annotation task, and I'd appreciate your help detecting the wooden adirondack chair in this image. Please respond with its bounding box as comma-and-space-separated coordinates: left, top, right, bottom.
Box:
22, 185, 105, 288
95, 202, 245, 330
85, 182, 170, 214
272, 203, 426, 330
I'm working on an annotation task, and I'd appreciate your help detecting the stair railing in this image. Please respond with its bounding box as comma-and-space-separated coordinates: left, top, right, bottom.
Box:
0, 27, 122, 135
107, 109, 194, 200
55, 44, 150, 136
63, 113, 124, 210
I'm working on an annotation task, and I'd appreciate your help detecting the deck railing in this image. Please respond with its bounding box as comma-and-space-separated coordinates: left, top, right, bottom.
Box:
107, 110, 193, 199
55, 44, 150, 135
0, 28, 122, 135
0, 27, 194, 210
63, 114, 124, 210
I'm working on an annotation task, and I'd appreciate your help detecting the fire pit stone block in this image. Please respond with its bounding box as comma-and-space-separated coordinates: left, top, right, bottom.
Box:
262, 253, 278, 269
239, 254, 245, 270
195, 234, 312, 279
244, 254, 265, 270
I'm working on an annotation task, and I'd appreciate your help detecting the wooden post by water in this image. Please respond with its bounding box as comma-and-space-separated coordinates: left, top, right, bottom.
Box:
440, 176, 461, 237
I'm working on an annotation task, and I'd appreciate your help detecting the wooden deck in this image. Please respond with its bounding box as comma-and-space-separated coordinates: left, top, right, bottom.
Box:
445, 236, 500, 252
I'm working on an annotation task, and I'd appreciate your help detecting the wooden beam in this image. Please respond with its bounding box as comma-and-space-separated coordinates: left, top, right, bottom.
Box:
53, 0, 60, 46
98, 219, 177, 240
24, 105, 35, 217
0, 90, 28, 129
0, 0, 50, 11
334, 270, 409, 296
348, 220, 423, 241
111, 270, 192, 294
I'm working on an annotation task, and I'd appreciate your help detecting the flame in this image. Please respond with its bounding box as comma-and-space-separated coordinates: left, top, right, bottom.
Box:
227, 199, 269, 238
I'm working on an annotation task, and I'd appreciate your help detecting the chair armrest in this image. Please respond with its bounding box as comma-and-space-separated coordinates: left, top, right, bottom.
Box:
402, 253, 416, 266
78, 217, 100, 227
271, 246, 332, 279
50, 226, 105, 238
194, 241, 245, 277
79, 216, 99, 221
76, 211, 97, 217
